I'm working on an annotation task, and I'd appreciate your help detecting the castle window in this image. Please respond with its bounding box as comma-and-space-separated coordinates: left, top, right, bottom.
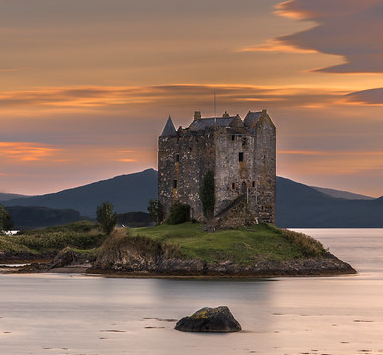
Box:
232, 183, 235, 189
252, 181, 255, 188
232, 135, 235, 141
242, 137, 247, 147
175, 154, 180, 162
239, 152, 244, 162
173, 180, 178, 189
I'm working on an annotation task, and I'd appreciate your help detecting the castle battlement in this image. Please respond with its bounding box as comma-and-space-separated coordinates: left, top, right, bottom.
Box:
158, 110, 276, 223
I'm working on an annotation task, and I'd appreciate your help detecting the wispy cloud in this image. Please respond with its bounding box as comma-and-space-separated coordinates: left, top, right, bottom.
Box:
274, 0, 383, 73
238, 39, 319, 54
278, 150, 327, 156
0, 67, 24, 73
0, 84, 347, 111
0, 142, 59, 162
116, 159, 137, 162
345, 88, 383, 106
278, 150, 383, 177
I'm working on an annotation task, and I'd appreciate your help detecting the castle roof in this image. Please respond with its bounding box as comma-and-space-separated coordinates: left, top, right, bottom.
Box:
244, 111, 262, 127
188, 114, 238, 131
244, 110, 276, 130
160, 116, 177, 136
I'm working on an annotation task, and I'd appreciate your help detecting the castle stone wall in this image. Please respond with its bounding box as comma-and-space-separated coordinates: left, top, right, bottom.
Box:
158, 111, 276, 224
158, 131, 215, 221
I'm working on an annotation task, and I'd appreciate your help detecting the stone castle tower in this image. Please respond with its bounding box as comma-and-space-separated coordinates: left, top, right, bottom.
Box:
158, 110, 276, 224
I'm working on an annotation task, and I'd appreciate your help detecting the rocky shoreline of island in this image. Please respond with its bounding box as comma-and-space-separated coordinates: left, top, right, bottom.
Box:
0, 249, 356, 278
87, 253, 356, 278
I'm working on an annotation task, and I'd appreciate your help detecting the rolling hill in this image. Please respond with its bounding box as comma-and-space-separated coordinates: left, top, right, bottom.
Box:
5, 206, 88, 229
310, 186, 373, 200
0, 193, 29, 201
277, 177, 383, 227
2, 169, 383, 227
2, 169, 158, 218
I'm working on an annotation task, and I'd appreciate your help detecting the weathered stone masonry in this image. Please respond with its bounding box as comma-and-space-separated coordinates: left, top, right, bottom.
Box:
158, 110, 276, 223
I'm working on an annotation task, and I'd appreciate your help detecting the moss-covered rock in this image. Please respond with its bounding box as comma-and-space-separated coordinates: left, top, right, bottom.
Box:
175, 306, 241, 332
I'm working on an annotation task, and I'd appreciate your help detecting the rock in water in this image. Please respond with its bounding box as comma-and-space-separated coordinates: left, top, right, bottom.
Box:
175, 306, 241, 332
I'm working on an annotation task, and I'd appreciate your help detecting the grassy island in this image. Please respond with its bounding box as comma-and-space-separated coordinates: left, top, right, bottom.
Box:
93, 222, 355, 277
127, 223, 326, 265
0, 221, 355, 277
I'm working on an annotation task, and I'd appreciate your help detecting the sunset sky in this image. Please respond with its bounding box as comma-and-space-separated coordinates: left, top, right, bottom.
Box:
1, 0, 383, 197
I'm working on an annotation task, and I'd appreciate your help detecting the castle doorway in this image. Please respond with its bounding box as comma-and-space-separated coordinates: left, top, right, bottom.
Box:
241, 181, 246, 194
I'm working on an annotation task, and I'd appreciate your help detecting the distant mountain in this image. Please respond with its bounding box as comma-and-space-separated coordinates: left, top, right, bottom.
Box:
0, 192, 29, 201
3, 169, 383, 227
276, 177, 383, 227
311, 186, 374, 200
5, 206, 87, 229
3, 169, 158, 218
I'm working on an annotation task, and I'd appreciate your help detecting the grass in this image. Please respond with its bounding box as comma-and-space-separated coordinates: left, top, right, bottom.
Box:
128, 222, 327, 265
0, 235, 33, 254
1, 221, 327, 266
1, 221, 106, 256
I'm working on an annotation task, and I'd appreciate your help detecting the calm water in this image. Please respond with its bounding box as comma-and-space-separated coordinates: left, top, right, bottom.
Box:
1, 229, 383, 355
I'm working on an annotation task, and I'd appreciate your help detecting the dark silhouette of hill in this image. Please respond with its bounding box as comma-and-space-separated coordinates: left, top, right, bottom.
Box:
0, 192, 29, 201
5, 206, 88, 230
3, 169, 158, 218
3, 169, 383, 227
310, 186, 373, 200
276, 177, 383, 227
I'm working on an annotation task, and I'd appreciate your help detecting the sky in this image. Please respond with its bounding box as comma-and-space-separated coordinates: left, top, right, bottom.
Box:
1, 0, 383, 197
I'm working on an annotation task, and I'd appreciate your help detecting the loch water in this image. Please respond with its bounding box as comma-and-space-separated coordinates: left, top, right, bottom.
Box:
1, 229, 383, 355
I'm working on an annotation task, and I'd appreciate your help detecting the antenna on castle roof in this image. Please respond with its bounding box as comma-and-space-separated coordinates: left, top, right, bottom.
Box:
214, 91, 217, 123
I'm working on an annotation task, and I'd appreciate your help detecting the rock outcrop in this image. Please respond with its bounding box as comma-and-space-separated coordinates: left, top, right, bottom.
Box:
92, 240, 356, 277
48, 247, 92, 270
175, 306, 241, 332
49, 247, 76, 268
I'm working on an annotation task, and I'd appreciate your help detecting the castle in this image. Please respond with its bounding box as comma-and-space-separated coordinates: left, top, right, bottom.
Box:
158, 110, 276, 224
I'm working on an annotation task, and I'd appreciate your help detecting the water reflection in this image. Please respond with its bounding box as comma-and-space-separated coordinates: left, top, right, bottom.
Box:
0, 229, 383, 354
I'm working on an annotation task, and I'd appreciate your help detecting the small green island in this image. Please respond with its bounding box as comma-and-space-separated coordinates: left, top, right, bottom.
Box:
0, 221, 355, 277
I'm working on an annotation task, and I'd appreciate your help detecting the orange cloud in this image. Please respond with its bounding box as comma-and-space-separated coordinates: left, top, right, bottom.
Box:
274, 0, 383, 73
275, 0, 382, 20
0, 142, 59, 162
274, 1, 314, 20
278, 150, 326, 156
0, 84, 348, 112
0, 68, 23, 73
238, 39, 319, 54
345, 88, 383, 106
116, 159, 137, 162
279, 150, 383, 176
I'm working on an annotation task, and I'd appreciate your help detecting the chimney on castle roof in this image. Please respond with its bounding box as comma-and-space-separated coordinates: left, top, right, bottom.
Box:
194, 111, 201, 121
